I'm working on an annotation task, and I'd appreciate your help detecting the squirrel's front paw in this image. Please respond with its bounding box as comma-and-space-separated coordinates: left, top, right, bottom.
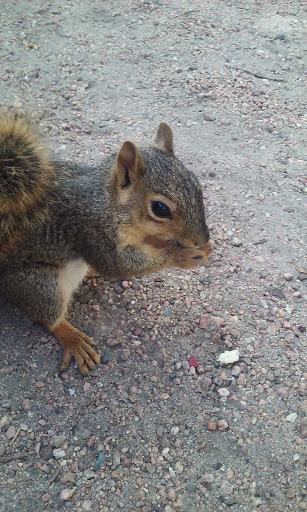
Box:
53, 320, 100, 374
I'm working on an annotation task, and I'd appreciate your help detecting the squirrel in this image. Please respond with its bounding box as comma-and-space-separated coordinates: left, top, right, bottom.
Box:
0, 113, 213, 374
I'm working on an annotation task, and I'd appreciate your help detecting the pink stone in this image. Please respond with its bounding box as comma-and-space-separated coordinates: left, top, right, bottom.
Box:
83, 382, 91, 392
207, 421, 217, 431
203, 377, 212, 387
237, 374, 246, 386
212, 316, 225, 328
60, 488, 75, 501
217, 419, 229, 431
6, 426, 16, 439
199, 315, 211, 328
201, 473, 214, 483
212, 333, 221, 344
189, 357, 199, 368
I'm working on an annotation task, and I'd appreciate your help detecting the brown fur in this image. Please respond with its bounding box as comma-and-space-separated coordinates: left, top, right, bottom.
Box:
0, 115, 212, 374
0, 113, 55, 261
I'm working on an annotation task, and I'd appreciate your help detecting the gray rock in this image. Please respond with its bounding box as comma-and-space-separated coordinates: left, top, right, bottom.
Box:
52, 434, 67, 448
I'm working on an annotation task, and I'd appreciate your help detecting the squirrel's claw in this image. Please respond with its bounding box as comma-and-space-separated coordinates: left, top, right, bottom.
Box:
53, 319, 100, 374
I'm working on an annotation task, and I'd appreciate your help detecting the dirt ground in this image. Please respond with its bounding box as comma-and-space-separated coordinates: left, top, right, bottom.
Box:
0, 1, 306, 511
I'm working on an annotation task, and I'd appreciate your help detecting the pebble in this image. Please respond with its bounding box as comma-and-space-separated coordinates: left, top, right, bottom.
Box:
84, 469, 95, 480
207, 421, 217, 431
60, 488, 75, 501
167, 488, 176, 502
217, 419, 229, 431
217, 388, 230, 398
106, 337, 122, 346
201, 473, 214, 483
212, 333, 221, 344
169, 467, 175, 477
101, 349, 114, 364
53, 448, 66, 459
52, 434, 67, 448
134, 489, 146, 500
212, 316, 225, 327
35, 381, 46, 388
220, 480, 234, 495
232, 237, 242, 247
286, 412, 297, 424
79, 428, 92, 440
6, 426, 16, 439
286, 488, 296, 499
189, 357, 199, 367
232, 365, 241, 376
182, 361, 190, 370
218, 350, 240, 364
171, 426, 179, 435
175, 461, 184, 473
60, 472, 75, 483
203, 113, 215, 122
113, 454, 121, 467
199, 314, 211, 328
40, 444, 54, 460
0, 416, 12, 428
122, 458, 131, 468
237, 374, 247, 386
284, 273, 293, 281
94, 452, 107, 470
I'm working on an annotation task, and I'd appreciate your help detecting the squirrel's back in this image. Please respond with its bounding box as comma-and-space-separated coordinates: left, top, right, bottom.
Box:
0, 113, 55, 261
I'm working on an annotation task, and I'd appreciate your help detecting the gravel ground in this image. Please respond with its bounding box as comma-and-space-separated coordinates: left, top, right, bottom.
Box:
0, 1, 306, 511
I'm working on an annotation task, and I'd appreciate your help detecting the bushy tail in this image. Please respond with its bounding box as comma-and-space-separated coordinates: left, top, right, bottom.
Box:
0, 113, 54, 261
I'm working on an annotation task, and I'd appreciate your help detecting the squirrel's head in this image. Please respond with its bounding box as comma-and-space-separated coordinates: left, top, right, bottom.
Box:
111, 123, 213, 271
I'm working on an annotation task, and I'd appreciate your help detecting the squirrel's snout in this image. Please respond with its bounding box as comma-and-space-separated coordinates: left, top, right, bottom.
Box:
193, 227, 210, 248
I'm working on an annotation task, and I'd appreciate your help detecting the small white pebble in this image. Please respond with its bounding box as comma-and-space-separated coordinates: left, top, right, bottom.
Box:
60, 488, 74, 501
169, 466, 175, 477
217, 388, 230, 398
171, 426, 179, 435
286, 412, 297, 424
218, 350, 240, 364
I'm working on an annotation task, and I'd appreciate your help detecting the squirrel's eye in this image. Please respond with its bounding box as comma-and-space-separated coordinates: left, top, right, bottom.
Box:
151, 200, 172, 219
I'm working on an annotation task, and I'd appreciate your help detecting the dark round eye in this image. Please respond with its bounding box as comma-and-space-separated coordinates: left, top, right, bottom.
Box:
151, 200, 172, 219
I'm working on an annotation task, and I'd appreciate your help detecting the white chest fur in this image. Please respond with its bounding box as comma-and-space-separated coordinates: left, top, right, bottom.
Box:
59, 259, 89, 307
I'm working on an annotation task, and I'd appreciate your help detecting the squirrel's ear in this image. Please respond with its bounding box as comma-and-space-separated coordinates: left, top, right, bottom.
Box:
115, 141, 144, 188
154, 122, 174, 155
